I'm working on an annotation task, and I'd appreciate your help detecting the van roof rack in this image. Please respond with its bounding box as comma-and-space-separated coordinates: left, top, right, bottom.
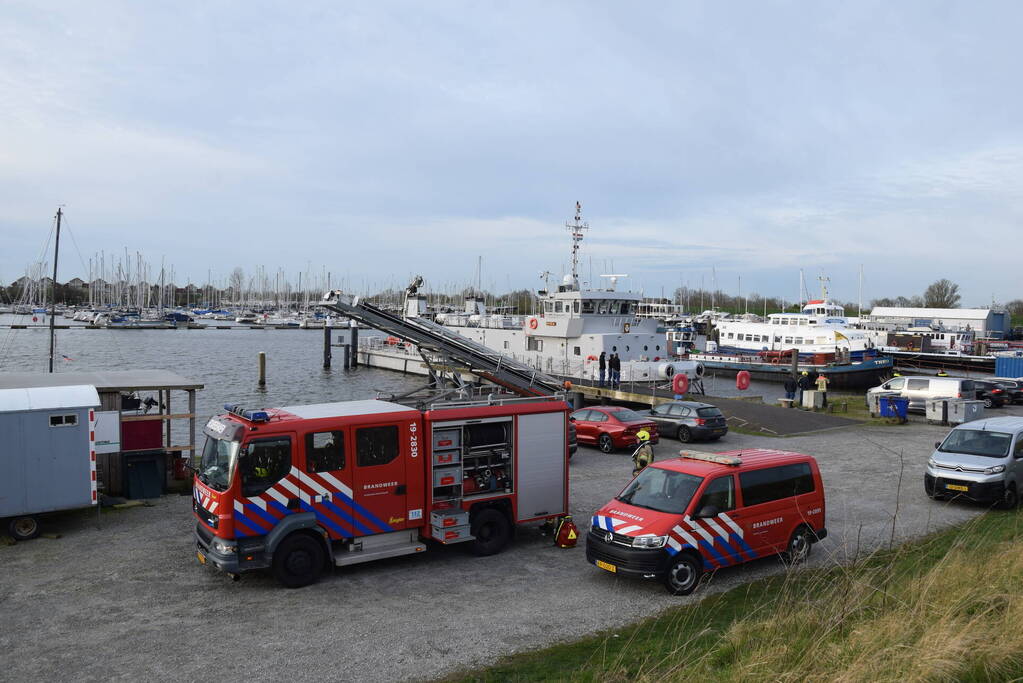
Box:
680, 451, 742, 466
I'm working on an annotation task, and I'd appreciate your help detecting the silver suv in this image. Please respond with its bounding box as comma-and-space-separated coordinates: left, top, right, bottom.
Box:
924, 416, 1023, 509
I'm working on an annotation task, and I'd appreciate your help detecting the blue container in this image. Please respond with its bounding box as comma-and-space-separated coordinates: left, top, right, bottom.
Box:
879, 396, 909, 420
995, 356, 1023, 379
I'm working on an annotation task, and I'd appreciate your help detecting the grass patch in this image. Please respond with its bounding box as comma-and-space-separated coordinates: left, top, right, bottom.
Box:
448, 509, 1023, 682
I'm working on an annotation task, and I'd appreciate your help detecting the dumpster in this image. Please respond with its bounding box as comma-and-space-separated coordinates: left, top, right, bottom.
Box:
948, 399, 985, 425
123, 450, 167, 499
868, 391, 899, 417
925, 398, 949, 425
802, 389, 824, 410
879, 396, 909, 423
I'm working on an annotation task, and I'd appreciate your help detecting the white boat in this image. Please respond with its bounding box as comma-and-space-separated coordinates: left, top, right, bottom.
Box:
714, 298, 877, 361
395, 205, 696, 383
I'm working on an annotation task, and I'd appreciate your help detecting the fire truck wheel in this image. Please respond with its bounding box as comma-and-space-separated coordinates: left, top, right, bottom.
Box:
598, 434, 615, 453
8, 516, 40, 541
783, 526, 814, 564
470, 508, 511, 556
272, 534, 325, 588
663, 553, 702, 595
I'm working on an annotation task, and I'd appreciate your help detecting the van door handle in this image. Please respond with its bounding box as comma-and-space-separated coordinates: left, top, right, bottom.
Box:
395, 484, 407, 495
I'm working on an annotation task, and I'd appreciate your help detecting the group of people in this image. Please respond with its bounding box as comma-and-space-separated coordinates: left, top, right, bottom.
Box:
784, 370, 830, 407
598, 351, 621, 388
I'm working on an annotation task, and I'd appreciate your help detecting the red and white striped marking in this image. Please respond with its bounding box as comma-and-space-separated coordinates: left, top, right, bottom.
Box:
88, 409, 97, 504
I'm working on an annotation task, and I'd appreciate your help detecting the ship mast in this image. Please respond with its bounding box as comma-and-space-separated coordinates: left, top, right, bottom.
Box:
564, 201, 588, 290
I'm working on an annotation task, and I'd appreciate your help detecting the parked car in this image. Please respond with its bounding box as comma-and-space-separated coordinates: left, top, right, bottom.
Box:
637, 401, 728, 443
991, 378, 1023, 405
971, 380, 1007, 409
867, 376, 976, 413
925, 416, 1023, 508
587, 449, 827, 594
570, 406, 659, 453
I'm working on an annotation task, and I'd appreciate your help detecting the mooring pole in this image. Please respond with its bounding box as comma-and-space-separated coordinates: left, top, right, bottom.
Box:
322, 326, 331, 368
349, 321, 359, 367
258, 351, 266, 386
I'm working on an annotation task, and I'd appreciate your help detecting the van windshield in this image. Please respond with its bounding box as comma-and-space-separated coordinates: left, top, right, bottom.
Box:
938, 430, 1012, 458
616, 468, 702, 514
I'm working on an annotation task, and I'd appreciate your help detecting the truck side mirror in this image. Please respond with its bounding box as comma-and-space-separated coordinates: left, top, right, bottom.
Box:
569, 416, 576, 421
696, 504, 719, 519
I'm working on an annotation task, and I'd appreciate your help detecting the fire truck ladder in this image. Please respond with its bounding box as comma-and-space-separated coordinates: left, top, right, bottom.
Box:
320, 290, 564, 398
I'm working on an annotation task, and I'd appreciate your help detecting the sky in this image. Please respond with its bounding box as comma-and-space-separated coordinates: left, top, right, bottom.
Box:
2, 1, 1021, 307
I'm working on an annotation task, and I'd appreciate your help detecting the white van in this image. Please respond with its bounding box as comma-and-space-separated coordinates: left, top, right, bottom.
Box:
867, 376, 976, 413
925, 416, 1023, 509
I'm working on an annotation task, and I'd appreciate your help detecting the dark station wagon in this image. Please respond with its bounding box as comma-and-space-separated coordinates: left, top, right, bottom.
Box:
637, 401, 728, 443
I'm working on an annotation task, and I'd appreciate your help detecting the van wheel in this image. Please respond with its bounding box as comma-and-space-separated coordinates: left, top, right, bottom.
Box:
8, 516, 40, 541
471, 508, 511, 556
677, 426, 693, 443
663, 553, 703, 595
598, 434, 615, 453
998, 484, 1019, 510
272, 534, 324, 588
783, 526, 814, 564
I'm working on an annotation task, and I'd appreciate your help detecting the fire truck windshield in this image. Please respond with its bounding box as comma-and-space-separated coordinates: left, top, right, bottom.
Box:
199, 435, 240, 491
616, 467, 702, 515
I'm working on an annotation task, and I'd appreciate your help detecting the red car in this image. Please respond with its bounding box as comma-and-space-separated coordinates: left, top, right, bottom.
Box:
570, 406, 659, 453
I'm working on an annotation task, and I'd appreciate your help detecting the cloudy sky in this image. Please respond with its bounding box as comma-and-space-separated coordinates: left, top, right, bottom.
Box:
2, 1, 1020, 306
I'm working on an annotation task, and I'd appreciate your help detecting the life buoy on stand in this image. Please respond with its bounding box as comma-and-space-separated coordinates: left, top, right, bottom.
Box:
672, 373, 689, 395
623, 322, 631, 333
736, 370, 751, 391
529, 318, 539, 330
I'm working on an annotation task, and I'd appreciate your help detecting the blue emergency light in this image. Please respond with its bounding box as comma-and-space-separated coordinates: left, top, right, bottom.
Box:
224, 403, 270, 423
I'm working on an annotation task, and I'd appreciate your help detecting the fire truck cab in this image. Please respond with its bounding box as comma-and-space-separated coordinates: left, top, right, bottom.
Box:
193, 396, 569, 587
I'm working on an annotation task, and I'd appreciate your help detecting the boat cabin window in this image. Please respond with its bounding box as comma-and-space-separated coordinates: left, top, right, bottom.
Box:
240, 436, 292, 496
727, 332, 734, 339
527, 337, 543, 351
555, 301, 563, 313
784, 337, 793, 343
581, 300, 595, 314
620, 302, 630, 315
573, 301, 580, 313
573, 346, 581, 356
598, 301, 609, 314
774, 335, 781, 342
305, 431, 345, 473
795, 338, 804, 344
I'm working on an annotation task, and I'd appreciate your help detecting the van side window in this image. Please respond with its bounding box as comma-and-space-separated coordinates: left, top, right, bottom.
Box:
739, 463, 814, 507
886, 378, 906, 391
239, 437, 291, 496
305, 431, 345, 473
696, 475, 735, 513
356, 426, 400, 467
1015, 438, 1023, 459
906, 379, 929, 390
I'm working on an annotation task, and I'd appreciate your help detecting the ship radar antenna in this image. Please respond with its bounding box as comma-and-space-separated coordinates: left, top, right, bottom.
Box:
565, 201, 588, 290
817, 274, 830, 301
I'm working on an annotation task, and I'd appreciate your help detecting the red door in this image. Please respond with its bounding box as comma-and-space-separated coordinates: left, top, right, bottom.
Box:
351, 422, 408, 533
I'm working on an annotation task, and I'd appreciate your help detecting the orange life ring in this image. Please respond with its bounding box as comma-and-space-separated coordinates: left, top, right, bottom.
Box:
385, 336, 400, 345
529, 318, 538, 329
771, 357, 780, 365
736, 370, 751, 391
672, 373, 689, 395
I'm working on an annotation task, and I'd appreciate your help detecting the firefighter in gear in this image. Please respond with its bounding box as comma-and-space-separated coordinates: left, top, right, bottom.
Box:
632, 430, 654, 476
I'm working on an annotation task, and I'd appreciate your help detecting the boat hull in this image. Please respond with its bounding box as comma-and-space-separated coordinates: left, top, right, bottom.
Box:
693, 354, 894, 389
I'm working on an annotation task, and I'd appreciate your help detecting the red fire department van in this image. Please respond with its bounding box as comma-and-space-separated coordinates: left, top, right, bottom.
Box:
193, 396, 570, 587
586, 449, 826, 594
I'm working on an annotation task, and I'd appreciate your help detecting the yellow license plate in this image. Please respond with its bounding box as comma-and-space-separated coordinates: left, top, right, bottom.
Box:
596, 559, 617, 573
197, 550, 206, 565
946, 484, 969, 492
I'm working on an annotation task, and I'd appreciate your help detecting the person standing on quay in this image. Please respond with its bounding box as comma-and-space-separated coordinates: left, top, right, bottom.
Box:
610, 353, 621, 388
784, 374, 797, 402
815, 373, 830, 408
598, 351, 607, 387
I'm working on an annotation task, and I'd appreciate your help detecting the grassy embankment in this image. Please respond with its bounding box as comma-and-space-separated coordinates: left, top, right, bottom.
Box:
452, 509, 1023, 682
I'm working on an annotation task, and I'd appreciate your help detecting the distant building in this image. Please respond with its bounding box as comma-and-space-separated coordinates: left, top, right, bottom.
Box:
866, 307, 1008, 337
65, 277, 87, 289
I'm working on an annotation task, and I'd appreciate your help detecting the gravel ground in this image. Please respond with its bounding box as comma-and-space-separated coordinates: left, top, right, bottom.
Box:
3, 407, 1019, 682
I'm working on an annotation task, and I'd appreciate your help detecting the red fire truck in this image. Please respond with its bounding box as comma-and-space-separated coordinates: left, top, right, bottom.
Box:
193, 396, 570, 587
